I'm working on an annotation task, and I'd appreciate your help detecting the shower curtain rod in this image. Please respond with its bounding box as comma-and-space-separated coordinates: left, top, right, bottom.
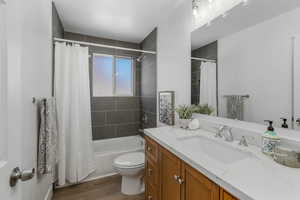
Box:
54, 38, 157, 55
191, 57, 216, 63
54, 38, 216, 62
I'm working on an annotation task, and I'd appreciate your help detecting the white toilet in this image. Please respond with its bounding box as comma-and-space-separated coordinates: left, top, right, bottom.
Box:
113, 152, 145, 195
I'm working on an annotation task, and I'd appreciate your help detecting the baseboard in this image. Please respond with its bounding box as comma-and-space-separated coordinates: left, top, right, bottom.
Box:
82, 172, 118, 183
44, 185, 53, 200
55, 172, 119, 189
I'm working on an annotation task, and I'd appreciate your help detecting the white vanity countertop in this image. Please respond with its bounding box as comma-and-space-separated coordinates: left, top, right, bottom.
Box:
144, 126, 300, 200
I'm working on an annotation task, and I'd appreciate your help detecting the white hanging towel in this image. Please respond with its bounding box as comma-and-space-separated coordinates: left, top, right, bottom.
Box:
199, 62, 217, 115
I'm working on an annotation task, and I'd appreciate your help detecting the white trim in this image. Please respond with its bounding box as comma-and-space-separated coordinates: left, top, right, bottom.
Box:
92, 53, 134, 97
44, 185, 53, 200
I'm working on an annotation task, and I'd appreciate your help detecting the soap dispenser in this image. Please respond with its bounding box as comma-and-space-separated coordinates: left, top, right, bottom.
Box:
280, 118, 288, 129
262, 120, 280, 156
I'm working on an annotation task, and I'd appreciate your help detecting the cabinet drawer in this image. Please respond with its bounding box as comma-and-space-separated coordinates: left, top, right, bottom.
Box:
145, 136, 158, 162
146, 159, 158, 186
146, 182, 158, 200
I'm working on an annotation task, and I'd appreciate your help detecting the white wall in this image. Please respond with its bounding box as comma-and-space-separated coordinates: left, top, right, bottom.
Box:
6, 0, 53, 199
218, 7, 300, 127
157, 0, 192, 124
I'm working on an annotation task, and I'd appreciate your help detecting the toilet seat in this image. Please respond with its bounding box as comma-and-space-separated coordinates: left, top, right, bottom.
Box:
114, 152, 145, 169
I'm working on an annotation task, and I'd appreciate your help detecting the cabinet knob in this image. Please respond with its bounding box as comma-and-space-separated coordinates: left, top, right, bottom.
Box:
174, 174, 179, 181
174, 175, 184, 184
147, 146, 152, 152
148, 195, 153, 200
178, 177, 185, 184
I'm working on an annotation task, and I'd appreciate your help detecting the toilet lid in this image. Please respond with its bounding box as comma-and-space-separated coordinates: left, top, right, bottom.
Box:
114, 152, 145, 168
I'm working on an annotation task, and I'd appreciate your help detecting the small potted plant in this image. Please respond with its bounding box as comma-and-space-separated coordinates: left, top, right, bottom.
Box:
193, 104, 214, 115
175, 105, 195, 129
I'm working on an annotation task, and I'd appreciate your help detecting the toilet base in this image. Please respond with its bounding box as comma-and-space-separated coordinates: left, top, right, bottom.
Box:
121, 175, 144, 195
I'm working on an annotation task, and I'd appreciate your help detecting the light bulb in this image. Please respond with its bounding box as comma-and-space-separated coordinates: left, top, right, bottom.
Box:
192, 5, 198, 16
193, 8, 198, 16
208, 0, 213, 3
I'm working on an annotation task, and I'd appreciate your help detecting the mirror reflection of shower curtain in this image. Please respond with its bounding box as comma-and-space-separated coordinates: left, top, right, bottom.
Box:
199, 62, 217, 115
54, 42, 95, 186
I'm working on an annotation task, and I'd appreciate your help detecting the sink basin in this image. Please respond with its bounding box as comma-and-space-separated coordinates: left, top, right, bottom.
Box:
178, 136, 251, 164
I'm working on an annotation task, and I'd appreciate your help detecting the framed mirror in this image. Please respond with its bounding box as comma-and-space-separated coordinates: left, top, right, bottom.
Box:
191, 0, 300, 130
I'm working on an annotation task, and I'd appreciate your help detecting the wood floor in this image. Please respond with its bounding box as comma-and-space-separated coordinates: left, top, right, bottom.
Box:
52, 175, 145, 200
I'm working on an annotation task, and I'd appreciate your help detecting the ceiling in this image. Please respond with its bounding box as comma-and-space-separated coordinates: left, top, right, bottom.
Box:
192, 0, 300, 49
54, 0, 175, 43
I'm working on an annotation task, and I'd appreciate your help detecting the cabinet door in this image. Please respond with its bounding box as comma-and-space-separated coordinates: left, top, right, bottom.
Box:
160, 147, 182, 200
182, 164, 219, 200
220, 188, 238, 200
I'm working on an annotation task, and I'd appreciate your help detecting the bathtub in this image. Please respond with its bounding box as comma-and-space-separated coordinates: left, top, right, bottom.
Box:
84, 135, 145, 182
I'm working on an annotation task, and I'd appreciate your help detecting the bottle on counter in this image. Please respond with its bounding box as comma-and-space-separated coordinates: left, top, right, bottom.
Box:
262, 120, 280, 156
280, 118, 288, 129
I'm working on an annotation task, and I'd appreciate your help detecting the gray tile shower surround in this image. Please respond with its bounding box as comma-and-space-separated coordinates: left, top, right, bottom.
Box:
53, 6, 157, 139
64, 32, 148, 140
91, 97, 141, 140
140, 29, 157, 129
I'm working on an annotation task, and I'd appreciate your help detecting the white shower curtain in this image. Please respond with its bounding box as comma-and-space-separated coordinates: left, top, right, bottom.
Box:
200, 62, 217, 115
54, 42, 95, 186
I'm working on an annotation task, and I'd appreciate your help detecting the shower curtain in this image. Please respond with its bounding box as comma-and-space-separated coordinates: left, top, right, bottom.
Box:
200, 62, 217, 115
54, 42, 95, 186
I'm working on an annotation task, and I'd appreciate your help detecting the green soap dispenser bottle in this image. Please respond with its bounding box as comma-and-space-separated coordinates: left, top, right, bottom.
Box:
262, 120, 280, 156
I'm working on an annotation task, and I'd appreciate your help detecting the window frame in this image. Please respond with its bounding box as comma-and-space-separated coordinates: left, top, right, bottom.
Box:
92, 53, 135, 97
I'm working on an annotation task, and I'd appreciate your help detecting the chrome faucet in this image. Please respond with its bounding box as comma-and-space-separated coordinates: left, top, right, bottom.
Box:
215, 125, 226, 138
223, 127, 234, 142
215, 125, 234, 142
239, 136, 248, 147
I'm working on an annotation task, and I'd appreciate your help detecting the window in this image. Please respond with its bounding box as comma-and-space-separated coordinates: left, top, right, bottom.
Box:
93, 54, 134, 96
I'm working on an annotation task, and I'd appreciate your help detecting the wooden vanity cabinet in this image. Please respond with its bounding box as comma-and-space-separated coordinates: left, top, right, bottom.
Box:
220, 189, 238, 200
145, 136, 238, 200
160, 146, 182, 200
182, 163, 219, 200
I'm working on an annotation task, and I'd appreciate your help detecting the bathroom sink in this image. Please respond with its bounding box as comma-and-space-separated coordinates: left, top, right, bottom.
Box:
178, 136, 251, 164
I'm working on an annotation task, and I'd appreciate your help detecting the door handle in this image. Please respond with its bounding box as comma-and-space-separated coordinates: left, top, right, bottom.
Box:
10, 167, 35, 187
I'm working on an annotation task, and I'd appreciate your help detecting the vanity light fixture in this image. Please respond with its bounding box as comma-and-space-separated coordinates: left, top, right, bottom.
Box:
192, 0, 199, 16
193, 0, 245, 30
193, 5, 199, 16
242, 0, 249, 6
